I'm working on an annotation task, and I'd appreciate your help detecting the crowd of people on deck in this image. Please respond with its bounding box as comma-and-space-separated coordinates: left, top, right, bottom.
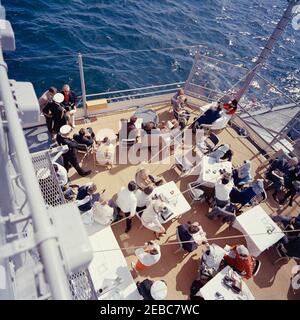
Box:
37, 85, 300, 300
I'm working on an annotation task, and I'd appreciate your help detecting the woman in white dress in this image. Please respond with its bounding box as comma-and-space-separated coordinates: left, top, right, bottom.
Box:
140, 200, 166, 239
96, 137, 115, 169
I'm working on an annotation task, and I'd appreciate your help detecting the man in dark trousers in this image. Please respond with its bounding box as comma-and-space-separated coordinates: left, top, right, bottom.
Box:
56, 125, 92, 177
43, 93, 68, 137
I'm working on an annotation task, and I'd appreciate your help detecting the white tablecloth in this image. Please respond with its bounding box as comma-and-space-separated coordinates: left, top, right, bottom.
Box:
88, 226, 142, 300
153, 181, 191, 223
198, 156, 232, 187
200, 266, 255, 300
233, 205, 285, 257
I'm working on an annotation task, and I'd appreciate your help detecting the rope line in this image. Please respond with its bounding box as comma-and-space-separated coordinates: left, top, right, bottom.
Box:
92, 228, 300, 254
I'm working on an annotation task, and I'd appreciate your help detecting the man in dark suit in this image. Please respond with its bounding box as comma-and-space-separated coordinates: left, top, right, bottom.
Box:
73, 127, 95, 147
56, 125, 92, 177
177, 221, 202, 253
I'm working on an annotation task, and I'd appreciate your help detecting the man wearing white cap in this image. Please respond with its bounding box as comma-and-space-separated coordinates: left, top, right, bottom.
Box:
43, 92, 67, 136
224, 244, 255, 279
56, 124, 92, 177
137, 279, 168, 300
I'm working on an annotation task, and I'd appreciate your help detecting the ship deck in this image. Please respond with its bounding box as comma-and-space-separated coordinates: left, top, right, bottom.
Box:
33, 102, 300, 300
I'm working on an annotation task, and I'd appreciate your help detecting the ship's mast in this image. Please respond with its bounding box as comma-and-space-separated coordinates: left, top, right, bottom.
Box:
235, 0, 300, 102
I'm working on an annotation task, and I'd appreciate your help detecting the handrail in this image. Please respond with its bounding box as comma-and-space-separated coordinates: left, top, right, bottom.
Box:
84, 81, 185, 99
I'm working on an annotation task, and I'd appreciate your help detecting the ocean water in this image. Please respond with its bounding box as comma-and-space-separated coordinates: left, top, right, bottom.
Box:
3, 0, 300, 101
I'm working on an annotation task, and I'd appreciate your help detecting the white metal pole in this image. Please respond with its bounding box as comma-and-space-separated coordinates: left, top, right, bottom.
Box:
78, 53, 88, 118
0, 48, 72, 300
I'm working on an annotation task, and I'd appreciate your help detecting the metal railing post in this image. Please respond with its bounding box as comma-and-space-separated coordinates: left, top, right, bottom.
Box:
78, 53, 88, 118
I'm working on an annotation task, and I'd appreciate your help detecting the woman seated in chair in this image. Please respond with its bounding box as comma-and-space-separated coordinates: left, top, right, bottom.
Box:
224, 244, 255, 279
96, 137, 115, 169
177, 221, 206, 253
208, 144, 233, 162
135, 168, 163, 190
140, 200, 166, 239
232, 160, 252, 187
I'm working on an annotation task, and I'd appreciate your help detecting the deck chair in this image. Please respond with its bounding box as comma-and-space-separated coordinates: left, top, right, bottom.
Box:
252, 259, 261, 277
174, 154, 194, 176
120, 138, 136, 147
174, 227, 186, 254
238, 189, 267, 212
188, 181, 205, 205
77, 143, 94, 163
272, 242, 300, 265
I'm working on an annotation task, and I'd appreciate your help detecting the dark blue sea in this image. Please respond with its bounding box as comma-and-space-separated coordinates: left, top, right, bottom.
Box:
3, 0, 300, 101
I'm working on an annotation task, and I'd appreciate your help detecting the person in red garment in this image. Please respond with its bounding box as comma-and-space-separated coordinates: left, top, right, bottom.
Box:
224, 244, 255, 279
223, 99, 238, 116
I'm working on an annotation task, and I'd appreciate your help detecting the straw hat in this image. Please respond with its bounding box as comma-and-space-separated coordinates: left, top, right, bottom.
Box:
59, 124, 73, 137
150, 281, 168, 300
53, 93, 64, 104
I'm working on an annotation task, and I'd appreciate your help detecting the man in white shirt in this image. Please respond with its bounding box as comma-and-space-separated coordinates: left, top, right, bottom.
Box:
135, 186, 153, 215
214, 176, 233, 208
53, 162, 68, 187
116, 181, 138, 233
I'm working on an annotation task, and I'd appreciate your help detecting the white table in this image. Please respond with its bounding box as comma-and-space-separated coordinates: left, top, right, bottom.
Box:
233, 205, 285, 257
199, 266, 255, 300
153, 181, 191, 223
88, 226, 142, 300
197, 156, 232, 188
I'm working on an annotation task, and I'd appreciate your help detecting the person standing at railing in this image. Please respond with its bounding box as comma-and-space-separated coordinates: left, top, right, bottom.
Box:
43, 92, 68, 139
61, 84, 77, 128
39, 86, 57, 134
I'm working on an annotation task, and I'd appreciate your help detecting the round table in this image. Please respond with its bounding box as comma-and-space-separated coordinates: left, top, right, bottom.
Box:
133, 108, 159, 124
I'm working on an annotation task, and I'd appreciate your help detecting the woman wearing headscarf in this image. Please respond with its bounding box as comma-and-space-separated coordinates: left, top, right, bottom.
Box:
224, 245, 255, 279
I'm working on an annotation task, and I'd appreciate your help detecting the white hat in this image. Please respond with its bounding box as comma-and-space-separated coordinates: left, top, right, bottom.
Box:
59, 124, 73, 137
237, 245, 249, 256
150, 281, 168, 300
53, 92, 64, 104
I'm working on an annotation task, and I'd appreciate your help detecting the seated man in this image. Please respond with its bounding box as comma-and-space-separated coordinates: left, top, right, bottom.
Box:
171, 88, 185, 110
272, 214, 300, 245
96, 137, 115, 169
177, 221, 206, 253
280, 236, 300, 259
135, 168, 163, 190
266, 156, 298, 202
232, 160, 252, 187
127, 115, 138, 138
214, 175, 234, 208
76, 182, 104, 212
230, 179, 265, 206
73, 127, 95, 147
53, 162, 68, 188
222, 99, 238, 116
224, 245, 255, 279
208, 144, 233, 162
136, 279, 168, 300
193, 103, 222, 132
279, 166, 300, 207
